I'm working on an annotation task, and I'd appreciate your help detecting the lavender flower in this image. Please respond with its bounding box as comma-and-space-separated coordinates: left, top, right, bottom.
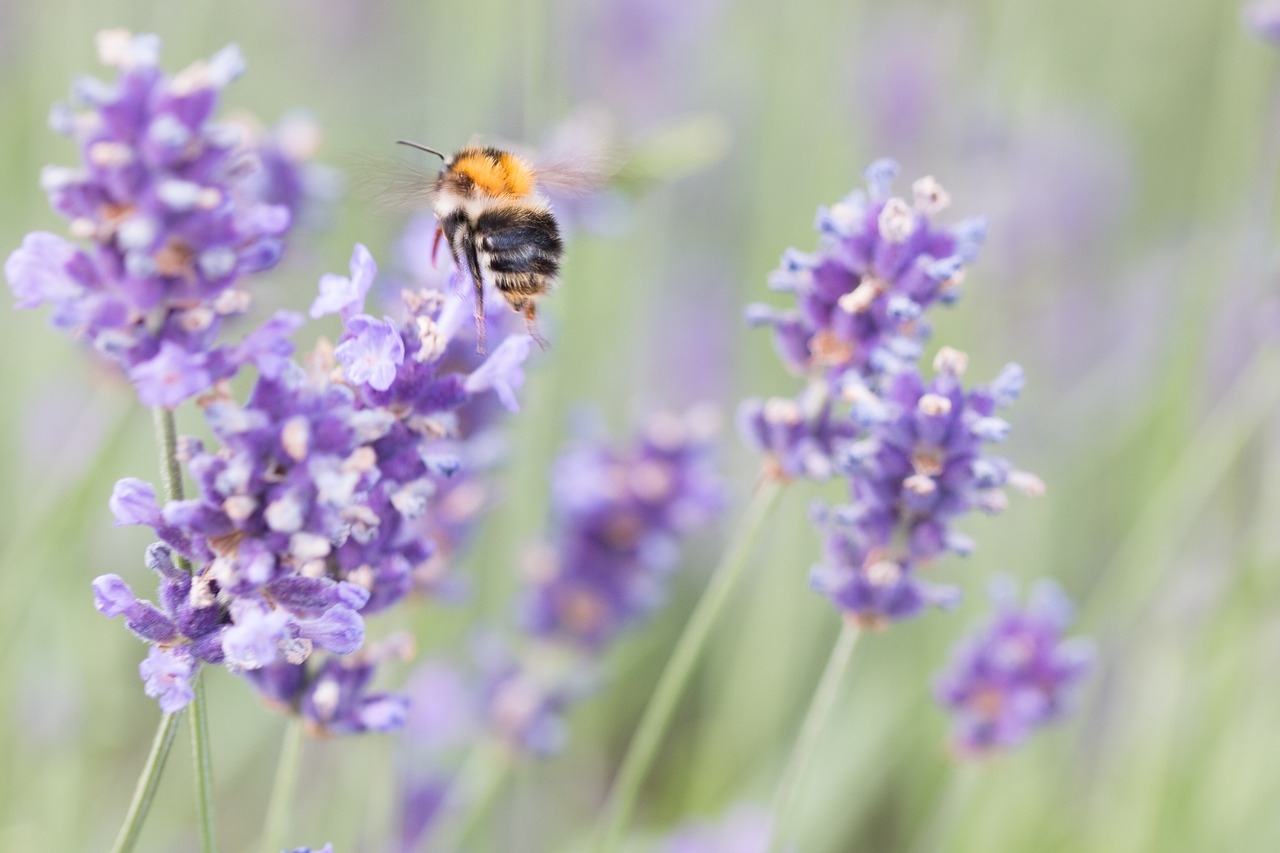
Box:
1244, 0, 1280, 43
5, 31, 300, 406
747, 159, 984, 386
230, 110, 342, 232
520, 407, 724, 647
95, 245, 538, 714
934, 578, 1094, 755
810, 349, 1042, 628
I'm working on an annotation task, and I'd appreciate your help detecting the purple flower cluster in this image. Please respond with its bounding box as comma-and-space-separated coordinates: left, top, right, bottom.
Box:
934, 578, 1094, 755
747, 159, 984, 386
810, 350, 1042, 628
4, 31, 305, 407
94, 244, 536, 725
520, 408, 725, 647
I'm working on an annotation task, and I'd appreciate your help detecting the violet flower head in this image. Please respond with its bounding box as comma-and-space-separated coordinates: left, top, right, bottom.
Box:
520, 407, 724, 647
747, 160, 984, 386
934, 577, 1094, 755
231, 110, 342, 232
736, 380, 860, 481
810, 348, 1042, 628
5, 31, 301, 406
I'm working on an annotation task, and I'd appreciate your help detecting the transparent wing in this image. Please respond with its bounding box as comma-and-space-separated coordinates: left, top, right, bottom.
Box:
347, 152, 438, 212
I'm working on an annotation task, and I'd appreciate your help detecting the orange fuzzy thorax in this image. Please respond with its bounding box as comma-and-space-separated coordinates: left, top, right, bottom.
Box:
451, 149, 536, 198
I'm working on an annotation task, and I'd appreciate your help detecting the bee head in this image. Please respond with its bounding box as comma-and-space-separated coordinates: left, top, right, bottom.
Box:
444, 147, 536, 199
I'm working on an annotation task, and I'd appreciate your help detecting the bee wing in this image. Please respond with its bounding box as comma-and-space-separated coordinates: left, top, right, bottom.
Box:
533, 152, 622, 198
348, 152, 439, 212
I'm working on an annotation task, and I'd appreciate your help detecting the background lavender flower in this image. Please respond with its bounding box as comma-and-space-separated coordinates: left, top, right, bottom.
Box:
809, 350, 1042, 628
934, 578, 1094, 755
520, 407, 724, 647
4, 31, 302, 406
747, 159, 983, 387
95, 244, 536, 715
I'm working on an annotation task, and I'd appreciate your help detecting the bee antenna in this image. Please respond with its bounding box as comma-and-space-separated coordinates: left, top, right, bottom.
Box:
397, 139, 447, 161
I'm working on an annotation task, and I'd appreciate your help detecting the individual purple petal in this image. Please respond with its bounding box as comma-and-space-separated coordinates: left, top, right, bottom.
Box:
222, 602, 290, 670
309, 243, 376, 319
109, 478, 161, 527
5, 232, 84, 309
295, 605, 365, 655
128, 341, 213, 408
139, 645, 196, 713
92, 574, 138, 617
463, 335, 533, 412
334, 315, 405, 391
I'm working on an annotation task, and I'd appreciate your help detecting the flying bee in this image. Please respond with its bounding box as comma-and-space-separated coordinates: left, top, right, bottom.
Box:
395, 139, 606, 353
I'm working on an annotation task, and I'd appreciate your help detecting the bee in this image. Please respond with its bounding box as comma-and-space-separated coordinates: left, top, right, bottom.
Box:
396, 139, 600, 353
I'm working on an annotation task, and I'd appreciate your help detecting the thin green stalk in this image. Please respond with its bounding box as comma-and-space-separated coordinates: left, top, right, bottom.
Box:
430, 738, 513, 852
152, 407, 218, 852
907, 763, 980, 853
109, 711, 183, 853
260, 718, 306, 853
594, 477, 785, 852
769, 622, 861, 852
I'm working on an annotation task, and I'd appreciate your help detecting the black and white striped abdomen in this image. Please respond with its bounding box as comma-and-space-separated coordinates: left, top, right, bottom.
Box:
473, 206, 563, 305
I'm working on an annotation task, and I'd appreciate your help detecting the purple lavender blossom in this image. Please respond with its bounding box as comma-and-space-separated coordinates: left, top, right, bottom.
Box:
809, 349, 1042, 628
5, 31, 302, 407
96, 244, 540, 716
736, 381, 860, 481
747, 160, 983, 386
934, 578, 1094, 755
1244, 0, 1280, 43
664, 806, 776, 853
520, 407, 724, 646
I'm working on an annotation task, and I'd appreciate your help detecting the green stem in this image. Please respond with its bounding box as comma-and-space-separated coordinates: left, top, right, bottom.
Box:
769, 622, 861, 852
907, 763, 980, 853
260, 718, 306, 853
594, 477, 785, 852
109, 711, 183, 853
431, 739, 513, 852
152, 407, 218, 852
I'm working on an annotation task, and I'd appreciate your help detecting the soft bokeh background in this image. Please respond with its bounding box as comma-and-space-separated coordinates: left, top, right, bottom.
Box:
2, 0, 1279, 850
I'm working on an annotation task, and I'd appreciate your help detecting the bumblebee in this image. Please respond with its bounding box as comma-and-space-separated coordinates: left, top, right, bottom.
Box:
397, 140, 586, 352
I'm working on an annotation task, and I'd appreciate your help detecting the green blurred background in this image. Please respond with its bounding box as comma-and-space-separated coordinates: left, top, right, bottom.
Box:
2, 0, 1279, 850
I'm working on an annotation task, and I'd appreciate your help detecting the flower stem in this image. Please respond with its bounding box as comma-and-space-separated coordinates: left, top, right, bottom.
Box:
907, 763, 979, 853
594, 477, 784, 852
152, 406, 218, 852
431, 738, 513, 852
260, 717, 306, 853
769, 621, 861, 852
109, 711, 182, 853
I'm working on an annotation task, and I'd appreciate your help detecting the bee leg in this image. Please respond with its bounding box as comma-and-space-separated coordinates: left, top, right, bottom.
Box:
523, 303, 550, 351
460, 234, 488, 355
431, 224, 444, 267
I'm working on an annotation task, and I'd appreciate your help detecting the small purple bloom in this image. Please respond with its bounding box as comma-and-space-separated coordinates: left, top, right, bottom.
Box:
222, 602, 291, 670
335, 315, 405, 391
463, 335, 534, 412
139, 645, 196, 713
128, 341, 213, 408
109, 478, 161, 527
310, 243, 375, 320
284, 845, 334, 853
934, 577, 1094, 755
92, 574, 137, 617
5, 232, 83, 309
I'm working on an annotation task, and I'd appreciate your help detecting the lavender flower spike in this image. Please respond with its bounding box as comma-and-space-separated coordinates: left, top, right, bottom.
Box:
934, 577, 1094, 755
749, 160, 984, 386
5, 31, 299, 406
